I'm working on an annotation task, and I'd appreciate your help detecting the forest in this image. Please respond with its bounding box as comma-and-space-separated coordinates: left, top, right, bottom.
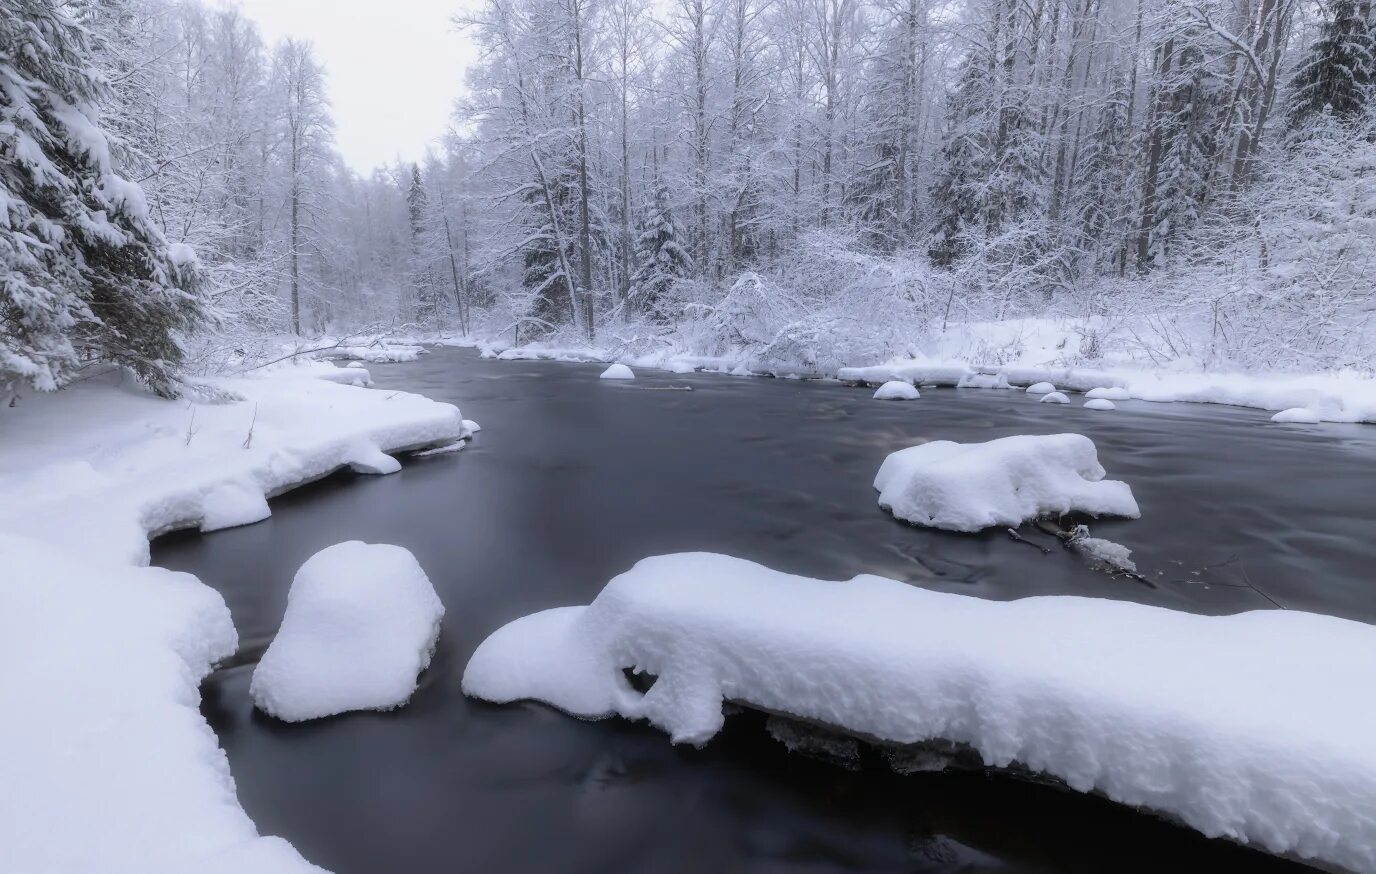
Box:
3, 0, 1374, 394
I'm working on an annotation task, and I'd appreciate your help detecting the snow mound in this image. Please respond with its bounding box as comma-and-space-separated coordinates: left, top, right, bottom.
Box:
1040, 392, 1070, 404
251, 542, 444, 722
1084, 399, 1117, 411
462, 418, 482, 435
873, 381, 920, 400
0, 535, 320, 873
1025, 381, 1056, 394
600, 363, 636, 380
1272, 407, 1321, 424
873, 434, 1139, 532
334, 344, 426, 363
997, 367, 1127, 392
667, 360, 696, 374
1087, 386, 1131, 400
838, 363, 971, 387
463, 552, 1376, 874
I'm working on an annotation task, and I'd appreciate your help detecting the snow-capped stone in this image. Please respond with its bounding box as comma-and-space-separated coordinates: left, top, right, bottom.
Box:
873, 381, 920, 401
1026, 381, 1057, 394
462, 418, 481, 435
873, 434, 1139, 532
463, 552, 1376, 874
251, 542, 444, 722
1084, 399, 1117, 411
600, 363, 636, 380
1272, 407, 1321, 424
1086, 386, 1131, 401
1040, 392, 1070, 404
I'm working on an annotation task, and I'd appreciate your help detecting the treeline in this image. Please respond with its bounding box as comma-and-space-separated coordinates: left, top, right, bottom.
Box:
3, 0, 1373, 396
456, 0, 1375, 365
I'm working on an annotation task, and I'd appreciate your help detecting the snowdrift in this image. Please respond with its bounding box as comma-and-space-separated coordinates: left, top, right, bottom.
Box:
463, 552, 1376, 874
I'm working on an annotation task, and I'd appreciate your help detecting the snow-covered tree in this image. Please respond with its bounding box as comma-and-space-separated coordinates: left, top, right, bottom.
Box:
1287, 0, 1376, 129
1, 1, 204, 396
631, 178, 693, 318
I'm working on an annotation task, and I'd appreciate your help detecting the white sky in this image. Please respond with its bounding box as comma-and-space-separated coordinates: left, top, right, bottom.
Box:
235, 0, 479, 174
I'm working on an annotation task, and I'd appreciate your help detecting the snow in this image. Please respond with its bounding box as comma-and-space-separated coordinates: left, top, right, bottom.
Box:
667, 360, 696, 374
873, 434, 1139, 532
958, 372, 1014, 390
1272, 407, 1321, 424
838, 363, 972, 386
462, 552, 1376, 874
461, 418, 482, 434
1086, 386, 1131, 400
873, 380, 920, 400
1040, 392, 1070, 404
250, 542, 444, 722
0, 362, 470, 872
0, 534, 322, 874
0, 364, 466, 567
1025, 381, 1057, 394
600, 363, 636, 380
1084, 399, 1118, 411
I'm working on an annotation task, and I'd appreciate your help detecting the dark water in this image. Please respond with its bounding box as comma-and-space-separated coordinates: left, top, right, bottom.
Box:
155, 348, 1376, 873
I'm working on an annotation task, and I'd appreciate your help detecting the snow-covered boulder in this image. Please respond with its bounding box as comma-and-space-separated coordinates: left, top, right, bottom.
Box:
667, 360, 696, 374
462, 418, 482, 435
873, 381, 920, 401
1271, 407, 1320, 424
1084, 399, 1117, 411
1086, 386, 1131, 401
251, 542, 444, 722
1040, 392, 1070, 404
1025, 381, 1057, 394
463, 552, 1376, 874
600, 363, 636, 380
873, 434, 1139, 532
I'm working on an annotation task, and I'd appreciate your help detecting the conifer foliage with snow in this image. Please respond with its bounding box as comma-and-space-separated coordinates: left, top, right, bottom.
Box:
1, 1, 203, 396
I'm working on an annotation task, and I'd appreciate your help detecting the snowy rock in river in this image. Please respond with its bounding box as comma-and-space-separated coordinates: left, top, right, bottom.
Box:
1271, 407, 1320, 424
600, 363, 636, 380
1025, 381, 1057, 394
1040, 392, 1070, 404
873, 381, 920, 401
251, 542, 444, 722
463, 552, 1376, 874
1084, 399, 1117, 411
873, 434, 1139, 532
1086, 386, 1131, 401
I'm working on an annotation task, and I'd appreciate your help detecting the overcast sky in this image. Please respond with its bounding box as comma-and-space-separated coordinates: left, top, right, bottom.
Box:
235, 0, 478, 174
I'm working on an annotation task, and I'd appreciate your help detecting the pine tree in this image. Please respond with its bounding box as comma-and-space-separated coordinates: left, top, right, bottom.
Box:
407, 164, 444, 325
631, 178, 692, 319
1287, 0, 1376, 129
1149, 46, 1216, 264
1, 1, 204, 397
928, 53, 994, 265
1076, 74, 1133, 264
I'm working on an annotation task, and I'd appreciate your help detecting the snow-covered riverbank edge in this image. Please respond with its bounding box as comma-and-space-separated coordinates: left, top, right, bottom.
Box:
440, 319, 1376, 425
0, 362, 471, 873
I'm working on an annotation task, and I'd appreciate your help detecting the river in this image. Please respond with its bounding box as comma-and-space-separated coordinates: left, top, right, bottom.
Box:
154, 347, 1376, 872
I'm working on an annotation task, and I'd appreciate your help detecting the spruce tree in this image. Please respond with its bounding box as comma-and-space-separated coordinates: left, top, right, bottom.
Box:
1, 1, 204, 396
630, 178, 692, 319
928, 54, 994, 266
1287, 0, 1376, 129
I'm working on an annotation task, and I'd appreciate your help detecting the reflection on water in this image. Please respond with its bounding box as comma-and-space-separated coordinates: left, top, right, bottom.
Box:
155, 349, 1374, 872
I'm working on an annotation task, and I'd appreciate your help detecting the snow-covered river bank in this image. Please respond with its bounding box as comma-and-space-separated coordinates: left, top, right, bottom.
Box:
154, 347, 1376, 873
